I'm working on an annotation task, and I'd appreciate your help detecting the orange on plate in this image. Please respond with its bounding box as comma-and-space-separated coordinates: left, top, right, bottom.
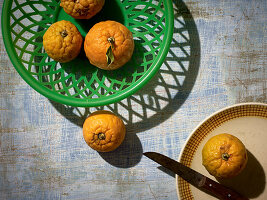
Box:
43, 20, 83, 63
84, 20, 134, 70
60, 0, 105, 19
83, 110, 126, 152
202, 133, 248, 178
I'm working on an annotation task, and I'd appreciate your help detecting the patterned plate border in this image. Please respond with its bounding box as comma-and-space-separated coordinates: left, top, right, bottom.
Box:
176, 102, 267, 200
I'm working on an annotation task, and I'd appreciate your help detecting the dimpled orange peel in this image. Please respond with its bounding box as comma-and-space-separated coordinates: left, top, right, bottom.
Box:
60, 0, 105, 19
202, 133, 248, 179
43, 20, 83, 63
83, 110, 126, 152
84, 20, 134, 70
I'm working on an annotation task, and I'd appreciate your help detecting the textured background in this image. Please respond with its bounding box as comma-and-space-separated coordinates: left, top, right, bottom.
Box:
0, 0, 266, 199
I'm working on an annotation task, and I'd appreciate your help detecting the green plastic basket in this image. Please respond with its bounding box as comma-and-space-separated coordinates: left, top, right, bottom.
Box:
2, 0, 174, 107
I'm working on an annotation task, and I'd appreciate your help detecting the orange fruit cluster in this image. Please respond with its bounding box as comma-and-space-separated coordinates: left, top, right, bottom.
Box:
42, 1, 131, 152
43, 0, 134, 70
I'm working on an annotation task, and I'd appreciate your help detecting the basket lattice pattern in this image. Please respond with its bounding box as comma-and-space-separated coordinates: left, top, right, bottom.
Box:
5, 0, 172, 106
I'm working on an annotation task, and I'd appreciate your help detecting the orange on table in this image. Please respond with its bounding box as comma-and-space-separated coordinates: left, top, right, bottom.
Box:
202, 133, 248, 179
43, 20, 83, 63
84, 20, 134, 70
83, 110, 126, 152
60, 0, 105, 19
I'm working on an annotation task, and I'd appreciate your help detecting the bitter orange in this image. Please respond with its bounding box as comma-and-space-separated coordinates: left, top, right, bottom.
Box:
83, 110, 126, 152
202, 133, 248, 178
84, 20, 134, 70
43, 20, 83, 63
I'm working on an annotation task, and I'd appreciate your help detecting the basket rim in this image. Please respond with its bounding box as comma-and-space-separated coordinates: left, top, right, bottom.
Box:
1, 0, 174, 107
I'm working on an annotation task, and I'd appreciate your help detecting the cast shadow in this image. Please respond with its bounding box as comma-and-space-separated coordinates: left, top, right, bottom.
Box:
49, 0, 201, 132
98, 127, 143, 168
216, 150, 266, 199
47, 0, 200, 168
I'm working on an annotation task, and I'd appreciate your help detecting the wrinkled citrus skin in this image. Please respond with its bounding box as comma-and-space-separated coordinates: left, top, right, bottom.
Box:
84, 20, 134, 70
202, 133, 248, 179
83, 110, 126, 152
43, 20, 82, 63
60, 0, 105, 19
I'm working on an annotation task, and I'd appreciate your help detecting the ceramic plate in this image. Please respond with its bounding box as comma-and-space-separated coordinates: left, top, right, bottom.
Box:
176, 102, 267, 200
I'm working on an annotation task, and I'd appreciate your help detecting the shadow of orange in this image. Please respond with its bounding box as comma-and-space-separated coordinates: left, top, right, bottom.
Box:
216, 150, 265, 198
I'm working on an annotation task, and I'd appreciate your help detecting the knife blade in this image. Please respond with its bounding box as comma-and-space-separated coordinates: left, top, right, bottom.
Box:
144, 152, 248, 200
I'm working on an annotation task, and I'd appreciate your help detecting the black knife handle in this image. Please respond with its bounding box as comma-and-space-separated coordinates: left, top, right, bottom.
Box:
202, 177, 249, 200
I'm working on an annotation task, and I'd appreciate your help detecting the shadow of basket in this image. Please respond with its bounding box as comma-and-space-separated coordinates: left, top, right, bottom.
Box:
50, 0, 201, 133
5, 0, 200, 168
48, 0, 200, 168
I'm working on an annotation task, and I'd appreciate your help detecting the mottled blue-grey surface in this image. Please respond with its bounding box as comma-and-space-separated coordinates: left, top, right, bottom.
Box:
0, 0, 267, 199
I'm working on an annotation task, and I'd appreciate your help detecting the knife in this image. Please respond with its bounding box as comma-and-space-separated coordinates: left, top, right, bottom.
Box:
143, 152, 249, 200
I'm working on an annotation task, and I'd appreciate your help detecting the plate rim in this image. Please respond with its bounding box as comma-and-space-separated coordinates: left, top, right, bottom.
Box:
175, 102, 267, 199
